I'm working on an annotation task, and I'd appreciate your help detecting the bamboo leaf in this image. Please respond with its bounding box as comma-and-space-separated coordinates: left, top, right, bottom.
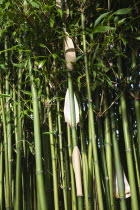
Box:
30, 1, 39, 8
76, 54, 84, 61
0, 93, 11, 97
113, 8, 131, 15
38, 60, 46, 68
21, 90, 32, 96
94, 12, 110, 27
43, 131, 56, 135
93, 26, 115, 33
50, 14, 55, 28
135, 37, 140, 40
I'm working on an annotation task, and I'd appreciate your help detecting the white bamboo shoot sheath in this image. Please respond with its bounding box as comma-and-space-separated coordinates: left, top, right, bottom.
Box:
114, 170, 131, 198
64, 88, 79, 126
64, 35, 76, 70
64, 0, 69, 18
56, 0, 62, 9
72, 146, 83, 196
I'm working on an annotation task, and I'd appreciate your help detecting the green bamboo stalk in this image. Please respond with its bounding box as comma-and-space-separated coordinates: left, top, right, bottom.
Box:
63, 6, 83, 210
67, 125, 77, 210
33, 171, 37, 210
110, 105, 127, 210
79, 104, 89, 210
15, 61, 23, 210
130, 51, 140, 195
13, 86, 18, 145
97, 116, 111, 209
5, 37, 13, 203
42, 132, 53, 210
96, 92, 111, 210
131, 50, 140, 171
81, 10, 104, 210
67, 72, 77, 148
67, 72, 83, 210
46, 83, 59, 210
87, 110, 93, 209
64, 140, 71, 210
134, 99, 140, 162
117, 51, 139, 210
29, 58, 47, 210
127, 100, 140, 195
103, 89, 114, 209
23, 129, 32, 210
0, 76, 12, 209
57, 99, 68, 209
0, 141, 4, 209
127, 95, 140, 198
131, 134, 140, 195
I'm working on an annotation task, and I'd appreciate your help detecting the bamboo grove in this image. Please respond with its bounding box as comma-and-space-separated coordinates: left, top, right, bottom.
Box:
0, 0, 140, 210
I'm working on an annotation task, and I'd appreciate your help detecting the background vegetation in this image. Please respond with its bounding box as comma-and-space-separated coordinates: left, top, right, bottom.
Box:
0, 0, 140, 209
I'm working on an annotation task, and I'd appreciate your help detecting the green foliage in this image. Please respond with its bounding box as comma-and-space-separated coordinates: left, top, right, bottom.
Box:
0, 1, 139, 210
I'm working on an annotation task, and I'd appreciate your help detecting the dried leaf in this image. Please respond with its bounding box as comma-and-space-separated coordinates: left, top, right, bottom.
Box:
64, 88, 79, 126
64, 35, 76, 70
72, 146, 83, 196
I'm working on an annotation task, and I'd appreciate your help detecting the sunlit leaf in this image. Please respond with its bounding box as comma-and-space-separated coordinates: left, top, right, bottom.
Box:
93, 26, 115, 33
38, 60, 46, 68
94, 12, 110, 27
113, 8, 131, 15
0, 94, 11, 97
50, 14, 55, 28
21, 90, 32, 96
30, 1, 39, 8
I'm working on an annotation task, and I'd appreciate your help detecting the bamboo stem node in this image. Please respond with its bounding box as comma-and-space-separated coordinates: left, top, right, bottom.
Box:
35, 171, 44, 174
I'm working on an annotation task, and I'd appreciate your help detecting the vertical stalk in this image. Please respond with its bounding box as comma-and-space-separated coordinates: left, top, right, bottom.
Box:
29, 58, 47, 210
57, 99, 68, 209
96, 92, 111, 210
5, 37, 13, 204
110, 105, 127, 210
134, 99, 140, 162
0, 75, 12, 209
67, 72, 83, 210
131, 50, 140, 168
87, 110, 93, 209
64, 141, 71, 209
81, 11, 104, 210
15, 59, 23, 210
0, 141, 4, 209
46, 84, 59, 210
79, 105, 89, 210
67, 72, 77, 148
131, 51, 140, 194
118, 52, 139, 210
67, 125, 77, 210
42, 132, 53, 210
103, 89, 114, 209
134, 100, 140, 160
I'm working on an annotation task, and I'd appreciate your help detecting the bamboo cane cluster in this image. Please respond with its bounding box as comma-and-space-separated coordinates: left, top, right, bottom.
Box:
0, 0, 140, 210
